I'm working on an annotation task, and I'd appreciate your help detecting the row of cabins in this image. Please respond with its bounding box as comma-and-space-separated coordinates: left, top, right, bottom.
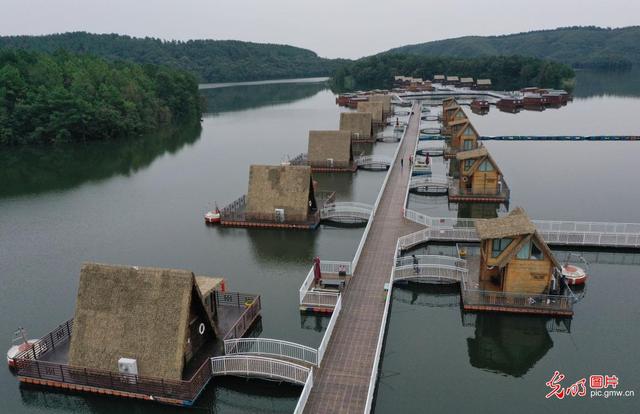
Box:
497, 88, 571, 111
440, 98, 510, 203
218, 94, 394, 229
432, 75, 493, 90
393, 76, 434, 92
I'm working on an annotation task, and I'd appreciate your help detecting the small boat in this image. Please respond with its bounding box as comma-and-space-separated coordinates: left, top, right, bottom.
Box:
562, 264, 588, 285
7, 328, 36, 369
205, 204, 221, 224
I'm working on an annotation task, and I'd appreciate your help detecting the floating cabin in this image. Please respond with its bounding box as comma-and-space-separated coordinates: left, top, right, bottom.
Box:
463, 208, 572, 316
368, 94, 392, 117
474, 79, 492, 90
446, 75, 460, 86
433, 74, 446, 83
442, 98, 462, 131
357, 101, 384, 127
450, 120, 480, 153
307, 130, 356, 173
452, 147, 509, 203
225, 164, 324, 230
12, 262, 262, 406
340, 112, 373, 142
443, 106, 469, 137
459, 77, 474, 88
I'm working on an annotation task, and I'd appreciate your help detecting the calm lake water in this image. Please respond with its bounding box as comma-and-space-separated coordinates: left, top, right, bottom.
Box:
1, 72, 639, 413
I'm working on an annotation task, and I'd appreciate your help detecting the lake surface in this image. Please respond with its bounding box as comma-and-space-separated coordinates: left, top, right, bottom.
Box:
1, 71, 639, 413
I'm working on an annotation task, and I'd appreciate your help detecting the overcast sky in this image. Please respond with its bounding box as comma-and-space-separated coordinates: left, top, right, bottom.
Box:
1, 0, 638, 59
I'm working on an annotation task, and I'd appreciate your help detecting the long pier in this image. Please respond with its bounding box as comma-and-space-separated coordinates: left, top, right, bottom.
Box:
302, 104, 424, 413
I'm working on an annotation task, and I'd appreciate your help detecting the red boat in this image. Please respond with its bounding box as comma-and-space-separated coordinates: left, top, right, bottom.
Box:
205, 204, 221, 224
562, 264, 588, 285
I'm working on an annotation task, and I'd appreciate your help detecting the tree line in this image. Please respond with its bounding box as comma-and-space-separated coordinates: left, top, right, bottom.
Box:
331, 54, 575, 91
0, 49, 201, 145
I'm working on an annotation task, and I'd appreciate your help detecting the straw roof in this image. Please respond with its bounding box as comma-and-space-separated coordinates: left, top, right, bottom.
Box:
456, 147, 488, 160
195, 276, 223, 298
460, 77, 474, 83
68, 262, 212, 380
340, 112, 372, 138
434, 74, 445, 80
357, 101, 384, 123
447, 76, 460, 81
308, 130, 352, 167
369, 94, 392, 113
475, 208, 536, 240
245, 164, 314, 222
477, 79, 492, 85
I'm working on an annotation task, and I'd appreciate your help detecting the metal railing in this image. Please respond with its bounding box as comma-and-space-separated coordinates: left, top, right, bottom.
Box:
393, 263, 467, 284
320, 203, 373, 222
395, 254, 466, 268
290, 153, 308, 165
293, 368, 314, 414
409, 175, 450, 189
356, 155, 393, 167
461, 287, 574, 313
319, 260, 352, 275
210, 355, 310, 386
220, 194, 246, 221
317, 295, 342, 365
301, 291, 340, 308
224, 338, 318, 366
214, 291, 262, 341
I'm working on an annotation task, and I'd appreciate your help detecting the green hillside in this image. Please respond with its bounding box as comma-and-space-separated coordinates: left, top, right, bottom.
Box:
0, 32, 346, 83
388, 26, 640, 70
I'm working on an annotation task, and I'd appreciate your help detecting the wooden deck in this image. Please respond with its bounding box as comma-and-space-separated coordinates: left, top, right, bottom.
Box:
304, 104, 424, 413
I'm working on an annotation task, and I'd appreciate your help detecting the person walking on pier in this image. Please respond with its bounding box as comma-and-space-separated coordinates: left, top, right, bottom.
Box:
400, 157, 404, 170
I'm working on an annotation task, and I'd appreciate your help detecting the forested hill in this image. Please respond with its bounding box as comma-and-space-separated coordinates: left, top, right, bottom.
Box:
0, 32, 345, 83
0, 49, 201, 145
388, 26, 640, 70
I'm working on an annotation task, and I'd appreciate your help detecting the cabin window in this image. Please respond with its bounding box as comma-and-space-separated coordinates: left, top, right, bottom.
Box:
531, 242, 544, 260
463, 127, 474, 136
491, 238, 513, 258
516, 242, 531, 259
478, 160, 494, 172
464, 159, 473, 171
456, 112, 464, 118
463, 139, 474, 150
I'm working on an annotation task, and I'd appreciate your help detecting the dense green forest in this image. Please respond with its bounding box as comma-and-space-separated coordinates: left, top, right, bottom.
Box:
0, 32, 344, 83
0, 49, 201, 145
331, 54, 575, 91
388, 26, 640, 70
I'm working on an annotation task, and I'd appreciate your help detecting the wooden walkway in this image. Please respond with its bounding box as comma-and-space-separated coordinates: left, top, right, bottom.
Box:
304, 104, 424, 413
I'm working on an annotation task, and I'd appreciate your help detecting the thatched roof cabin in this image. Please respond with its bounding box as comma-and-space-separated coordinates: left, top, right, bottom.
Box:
245, 165, 317, 223
357, 101, 384, 123
340, 112, 372, 139
308, 130, 353, 168
369, 94, 392, 114
475, 208, 560, 294
68, 263, 222, 380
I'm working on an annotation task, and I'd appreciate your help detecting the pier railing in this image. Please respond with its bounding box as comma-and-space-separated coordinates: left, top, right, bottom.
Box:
294, 368, 314, 414
210, 355, 309, 385
224, 338, 318, 366
393, 263, 467, 284
214, 291, 262, 341
220, 194, 246, 220
317, 295, 342, 365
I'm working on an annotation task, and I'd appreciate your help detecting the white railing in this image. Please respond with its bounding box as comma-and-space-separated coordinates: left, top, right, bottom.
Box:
210, 355, 310, 385
301, 291, 340, 308
224, 338, 318, 366
321, 203, 373, 221
538, 231, 640, 248
319, 260, 352, 275
533, 219, 640, 235
317, 295, 342, 365
356, 155, 393, 166
293, 368, 314, 414
299, 267, 315, 304
363, 239, 398, 414
395, 254, 466, 268
409, 175, 450, 189
393, 263, 467, 283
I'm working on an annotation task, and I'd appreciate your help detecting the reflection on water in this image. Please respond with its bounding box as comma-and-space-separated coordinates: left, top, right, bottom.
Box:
246, 228, 318, 264
201, 81, 328, 115
465, 313, 554, 378
574, 69, 640, 98
0, 123, 201, 199
299, 313, 330, 333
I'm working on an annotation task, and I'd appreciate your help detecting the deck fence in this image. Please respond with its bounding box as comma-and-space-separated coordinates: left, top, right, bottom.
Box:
224, 338, 318, 366
317, 295, 342, 365
210, 355, 309, 385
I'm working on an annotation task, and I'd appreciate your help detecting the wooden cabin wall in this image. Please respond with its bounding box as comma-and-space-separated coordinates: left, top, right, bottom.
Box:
472, 170, 499, 194
503, 259, 553, 294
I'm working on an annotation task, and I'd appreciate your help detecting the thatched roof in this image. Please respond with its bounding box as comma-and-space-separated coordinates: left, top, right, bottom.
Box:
308, 130, 352, 166
340, 112, 372, 138
447, 76, 460, 81
68, 262, 212, 380
369, 95, 392, 113
456, 147, 488, 160
475, 208, 536, 240
477, 79, 492, 85
357, 101, 384, 123
434, 74, 445, 80
245, 164, 314, 222
195, 276, 223, 298
460, 77, 474, 83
